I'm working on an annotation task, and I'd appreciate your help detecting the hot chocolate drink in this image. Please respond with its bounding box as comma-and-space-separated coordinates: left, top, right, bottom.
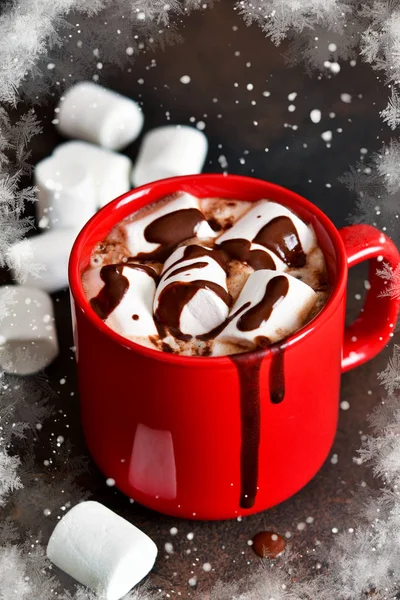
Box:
82, 193, 329, 356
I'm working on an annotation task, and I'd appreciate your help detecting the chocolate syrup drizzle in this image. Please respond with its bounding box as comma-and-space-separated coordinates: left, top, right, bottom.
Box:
153, 244, 231, 339
137, 209, 208, 261
269, 345, 285, 405
197, 302, 251, 341
162, 244, 228, 277
231, 351, 263, 509
237, 276, 289, 332
164, 261, 209, 281
227, 342, 286, 509
220, 239, 276, 270
229, 276, 289, 508
253, 216, 306, 268
155, 280, 232, 340
90, 263, 158, 321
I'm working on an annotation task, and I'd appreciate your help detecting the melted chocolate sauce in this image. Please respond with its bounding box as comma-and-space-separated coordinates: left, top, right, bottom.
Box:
200, 279, 288, 509
164, 261, 209, 281
90, 264, 129, 320
231, 343, 286, 509
137, 209, 207, 261
124, 262, 159, 282
90, 263, 158, 321
237, 276, 289, 331
220, 239, 276, 270
231, 351, 264, 509
253, 216, 306, 268
252, 531, 286, 558
207, 217, 223, 232
155, 280, 232, 340
269, 344, 285, 404
162, 244, 228, 278
196, 302, 250, 341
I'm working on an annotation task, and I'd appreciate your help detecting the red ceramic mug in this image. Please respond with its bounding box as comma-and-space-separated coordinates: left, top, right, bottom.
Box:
69, 174, 400, 520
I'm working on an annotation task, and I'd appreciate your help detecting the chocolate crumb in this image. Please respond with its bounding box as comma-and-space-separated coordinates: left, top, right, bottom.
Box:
252, 531, 286, 558
207, 217, 223, 232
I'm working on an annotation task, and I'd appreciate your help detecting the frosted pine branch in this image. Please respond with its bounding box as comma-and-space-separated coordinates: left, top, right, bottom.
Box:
377, 263, 400, 300
342, 142, 400, 245
0, 452, 22, 506
0, 0, 110, 105
377, 345, 400, 395
236, 0, 350, 45
381, 86, 400, 129
376, 139, 400, 193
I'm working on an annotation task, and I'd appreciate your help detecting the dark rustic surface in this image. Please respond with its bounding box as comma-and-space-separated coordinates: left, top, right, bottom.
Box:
5, 1, 399, 597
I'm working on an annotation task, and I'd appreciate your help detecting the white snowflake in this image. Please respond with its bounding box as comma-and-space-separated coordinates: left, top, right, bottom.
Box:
377, 263, 400, 300
377, 345, 400, 395
0, 452, 22, 506
380, 86, 400, 130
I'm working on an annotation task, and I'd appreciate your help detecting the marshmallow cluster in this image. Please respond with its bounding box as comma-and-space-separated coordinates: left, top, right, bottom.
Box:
47, 501, 157, 600
6, 82, 208, 374
85, 195, 321, 352
8, 81, 208, 297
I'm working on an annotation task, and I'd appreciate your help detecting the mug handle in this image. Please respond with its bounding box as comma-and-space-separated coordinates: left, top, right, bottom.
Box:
338, 224, 400, 373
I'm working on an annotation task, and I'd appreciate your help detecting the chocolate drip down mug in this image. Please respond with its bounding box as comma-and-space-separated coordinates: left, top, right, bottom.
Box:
69, 175, 400, 520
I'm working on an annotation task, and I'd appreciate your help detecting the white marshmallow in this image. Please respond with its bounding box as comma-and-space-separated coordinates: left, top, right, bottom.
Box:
83, 264, 158, 340
8, 229, 79, 293
35, 156, 97, 230
215, 270, 316, 350
46, 501, 157, 600
53, 141, 132, 208
217, 200, 316, 265
154, 245, 230, 337
131, 125, 207, 187
0, 286, 58, 375
117, 193, 217, 258
56, 82, 144, 151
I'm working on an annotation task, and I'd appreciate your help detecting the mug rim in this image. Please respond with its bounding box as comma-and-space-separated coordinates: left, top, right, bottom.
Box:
68, 174, 347, 367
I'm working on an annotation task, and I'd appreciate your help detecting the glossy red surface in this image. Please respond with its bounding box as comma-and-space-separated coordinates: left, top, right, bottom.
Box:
69, 174, 400, 520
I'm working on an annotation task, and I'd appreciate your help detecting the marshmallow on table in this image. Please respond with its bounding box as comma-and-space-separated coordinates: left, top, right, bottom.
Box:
115, 193, 217, 259
215, 270, 317, 350
8, 229, 79, 293
35, 155, 97, 230
217, 200, 316, 268
154, 244, 230, 337
0, 286, 58, 375
83, 263, 158, 341
54, 141, 132, 208
131, 125, 208, 187
56, 82, 144, 151
47, 501, 157, 600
